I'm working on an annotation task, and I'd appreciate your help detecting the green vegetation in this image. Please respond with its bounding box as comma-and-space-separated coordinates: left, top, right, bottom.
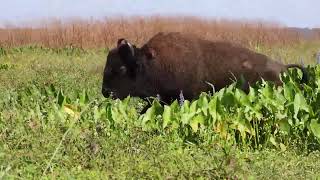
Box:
1, 45, 320, 179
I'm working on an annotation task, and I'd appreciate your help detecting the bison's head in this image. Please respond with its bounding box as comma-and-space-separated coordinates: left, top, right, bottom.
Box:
101, 39, 156, 99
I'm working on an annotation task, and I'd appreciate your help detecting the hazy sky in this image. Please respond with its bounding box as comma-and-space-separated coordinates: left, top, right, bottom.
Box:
0, 0, 319, 28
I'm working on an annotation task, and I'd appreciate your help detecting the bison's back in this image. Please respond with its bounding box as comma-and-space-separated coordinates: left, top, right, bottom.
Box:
143, 32, 210, 98
143, 32, 283, 99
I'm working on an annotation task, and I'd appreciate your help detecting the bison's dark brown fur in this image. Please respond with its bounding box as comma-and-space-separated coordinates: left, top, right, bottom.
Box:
102, 32, 308, 106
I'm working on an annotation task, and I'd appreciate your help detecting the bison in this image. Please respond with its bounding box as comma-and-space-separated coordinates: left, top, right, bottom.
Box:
102, 32, 308, 110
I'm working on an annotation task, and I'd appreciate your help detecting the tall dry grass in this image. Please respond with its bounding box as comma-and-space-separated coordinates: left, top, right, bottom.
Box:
0, 16, 319, 49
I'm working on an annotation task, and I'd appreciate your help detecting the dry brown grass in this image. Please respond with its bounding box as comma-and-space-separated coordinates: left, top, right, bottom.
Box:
0, 16, 319, 49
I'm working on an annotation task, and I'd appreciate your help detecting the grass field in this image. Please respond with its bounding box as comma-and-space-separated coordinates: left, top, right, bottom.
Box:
1, 17, 320, 179
1, 16, 319, 49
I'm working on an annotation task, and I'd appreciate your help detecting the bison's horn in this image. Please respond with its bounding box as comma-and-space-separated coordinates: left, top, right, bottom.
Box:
117, 38, 135, 56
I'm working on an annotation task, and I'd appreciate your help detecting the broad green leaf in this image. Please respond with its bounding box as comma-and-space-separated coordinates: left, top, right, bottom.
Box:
170, 100, 179, 112
122, 96, 131, 106
278, 119, 291, 134
235, 89, 250, 107
294, 93, 310, 118
310, 119, 320, 139
117, 101, 128, 120
251, 102, 263, 119
141, 100, 163, 125
269, 136, 278, 147
190, 100, 198, 113
221, 92, 235, 108
181, 100, 190, 113
162, 105, 171, 128
271, 91, 286, 110
198, 93, 209, 116
215, 121, 228, 139
111, 107, 119, 123
259, 81, 274, 99
226, 83, 236, 93
208, 97, 218, 122
64, 105, 79, 119
197, 93, 209, 107
280, 143, 287, 152
181, 112, 196, 125
248, 86, 257, 103
79, 89, 89, 106
190, 114, 205, 132
142, 106, 155, 124
316, 79, 320, 89
57, 89, 66, 108
93, 106, 101, 121
105, 103, 113, 121
233, 110, 253, 137
283, 82, 295, 101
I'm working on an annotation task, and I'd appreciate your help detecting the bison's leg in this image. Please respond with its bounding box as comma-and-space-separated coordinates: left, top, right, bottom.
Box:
237, 75, 250, 93
240, 79, 250, 93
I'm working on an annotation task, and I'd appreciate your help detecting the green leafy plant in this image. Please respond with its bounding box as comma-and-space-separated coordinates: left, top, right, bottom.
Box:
137, 65, 320, 150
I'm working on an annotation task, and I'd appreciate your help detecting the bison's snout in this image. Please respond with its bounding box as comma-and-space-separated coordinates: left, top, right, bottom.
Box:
102, 87, 114, 98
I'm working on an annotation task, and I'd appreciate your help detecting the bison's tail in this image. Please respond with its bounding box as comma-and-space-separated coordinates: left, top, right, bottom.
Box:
285, 64, 309, 84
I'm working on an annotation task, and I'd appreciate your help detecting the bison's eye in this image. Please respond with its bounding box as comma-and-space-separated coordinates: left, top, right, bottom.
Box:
119, 66, 127, 75
109, 68, 116, 74
109, 66, 127, 76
